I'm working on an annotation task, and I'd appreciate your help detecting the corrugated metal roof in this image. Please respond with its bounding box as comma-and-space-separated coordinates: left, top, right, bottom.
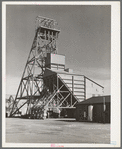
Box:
76, 95, 110, 105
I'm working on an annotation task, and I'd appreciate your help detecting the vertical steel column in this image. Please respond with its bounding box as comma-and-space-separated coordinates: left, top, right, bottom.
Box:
84, 76, 86, 100
71, 76, 74, 106
57, 74, 59, 101
44, 30, 47, 57
56, 32, 58, 54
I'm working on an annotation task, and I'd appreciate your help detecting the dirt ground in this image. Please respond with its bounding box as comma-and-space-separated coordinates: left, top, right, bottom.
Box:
6, 118, 110, 144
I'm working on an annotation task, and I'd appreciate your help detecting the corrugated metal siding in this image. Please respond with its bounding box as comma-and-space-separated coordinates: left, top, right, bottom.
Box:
85, 78, 103, 99
51, 54, 65, 65
58, 73, 85, 101
45, 53, 65, 71
44, 69, 104, 102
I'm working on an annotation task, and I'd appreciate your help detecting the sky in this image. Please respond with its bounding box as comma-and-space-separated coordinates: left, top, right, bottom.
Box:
6, 5, 111, 96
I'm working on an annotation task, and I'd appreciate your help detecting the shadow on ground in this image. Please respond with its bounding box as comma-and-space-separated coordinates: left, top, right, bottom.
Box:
55, 119, 109, 124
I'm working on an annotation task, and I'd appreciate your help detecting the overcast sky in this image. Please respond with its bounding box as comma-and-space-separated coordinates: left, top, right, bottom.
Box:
6, 5, 111, 96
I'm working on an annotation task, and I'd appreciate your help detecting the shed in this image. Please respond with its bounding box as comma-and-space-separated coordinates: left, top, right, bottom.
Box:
75, 95, 110, 123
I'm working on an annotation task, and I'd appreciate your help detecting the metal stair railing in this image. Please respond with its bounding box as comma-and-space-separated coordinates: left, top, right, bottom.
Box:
44, 84, 64, 108
44, 89, 58, 108
32, 86, 52, 109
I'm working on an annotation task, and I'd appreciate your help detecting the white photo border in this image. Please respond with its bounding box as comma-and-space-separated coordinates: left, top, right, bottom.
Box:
2, 1, 120, 147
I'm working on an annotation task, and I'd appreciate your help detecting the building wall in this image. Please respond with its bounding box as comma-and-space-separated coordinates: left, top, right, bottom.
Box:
85, 78, 104, 99
58, 73, 103, 101
58, 73, 85, 102
75, 105, 88, 121
45, 53, 65, 71
44, 69, 104, 102
76, 103, 110, 123
50, 54, 65, 65
65, 68, 73, 73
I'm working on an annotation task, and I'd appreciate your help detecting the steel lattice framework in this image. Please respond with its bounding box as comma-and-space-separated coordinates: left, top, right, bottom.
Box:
6, 95, 18, 115
10, 16, 60, 116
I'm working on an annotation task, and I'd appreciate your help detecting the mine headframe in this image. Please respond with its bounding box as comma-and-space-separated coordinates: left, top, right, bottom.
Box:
10, 16, 60, 117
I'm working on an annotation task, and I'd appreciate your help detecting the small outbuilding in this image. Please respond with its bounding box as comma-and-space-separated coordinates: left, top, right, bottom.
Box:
75, 95, 110, 123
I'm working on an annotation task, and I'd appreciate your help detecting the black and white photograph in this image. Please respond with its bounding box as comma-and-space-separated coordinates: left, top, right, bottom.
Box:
2, 1, 120, 147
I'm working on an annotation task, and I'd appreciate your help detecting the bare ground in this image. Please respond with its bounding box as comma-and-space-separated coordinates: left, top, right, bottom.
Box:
6, 118, 110, 144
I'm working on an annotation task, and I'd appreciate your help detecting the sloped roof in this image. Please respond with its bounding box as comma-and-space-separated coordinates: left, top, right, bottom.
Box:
76, 95, 110, 105
43, 68, 56, 78
44, 68, 104, 88
45, 68, 84, 76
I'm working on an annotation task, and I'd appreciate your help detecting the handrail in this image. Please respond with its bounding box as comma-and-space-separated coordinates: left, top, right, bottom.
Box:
32, 87, 53, 109
44, 90, 57, 107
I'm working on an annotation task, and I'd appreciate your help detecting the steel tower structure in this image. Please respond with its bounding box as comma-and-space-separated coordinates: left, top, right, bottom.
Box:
10, 16, 60, 117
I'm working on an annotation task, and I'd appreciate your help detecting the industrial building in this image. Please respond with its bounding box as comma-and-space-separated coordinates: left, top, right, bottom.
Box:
75, 95, 110, 123
8, 16, 104, 119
